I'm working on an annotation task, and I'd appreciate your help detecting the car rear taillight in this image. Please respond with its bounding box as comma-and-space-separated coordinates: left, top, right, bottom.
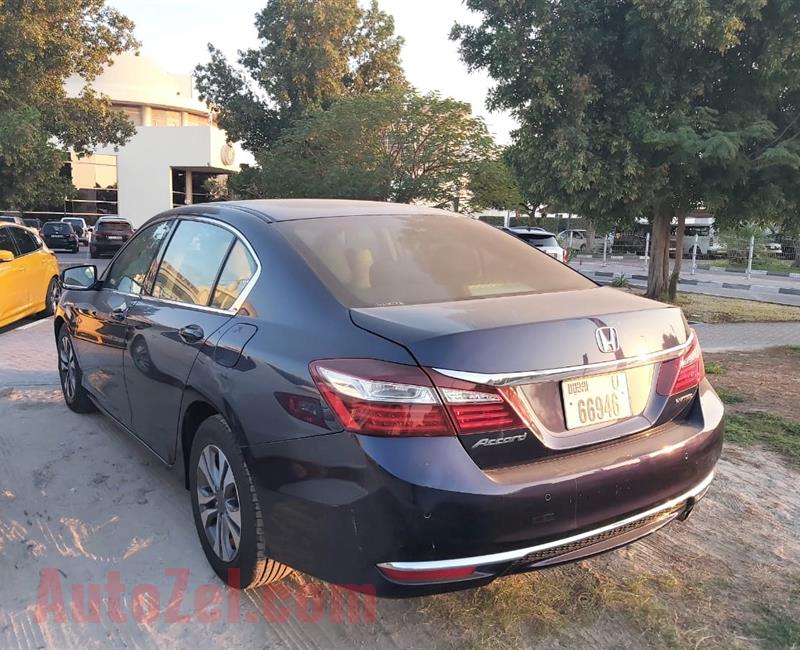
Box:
656, 334, 705, 396
562, 249, 568, 263
310, 359, 453, 436
427, 371, 525, 434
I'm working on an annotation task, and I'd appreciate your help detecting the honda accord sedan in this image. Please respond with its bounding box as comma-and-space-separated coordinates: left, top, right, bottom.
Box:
55, 200, 723, 597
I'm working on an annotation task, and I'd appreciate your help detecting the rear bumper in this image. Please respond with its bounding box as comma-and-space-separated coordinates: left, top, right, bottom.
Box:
91, 242, 125, 253
244, 380, 723, 597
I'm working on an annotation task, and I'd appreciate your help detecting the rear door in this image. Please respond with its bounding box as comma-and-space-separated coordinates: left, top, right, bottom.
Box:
123, 218, 258, 462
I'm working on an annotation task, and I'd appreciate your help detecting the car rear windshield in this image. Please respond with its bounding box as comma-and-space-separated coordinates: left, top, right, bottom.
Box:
43, 223, 72, 234
277, 214, 594, 308
515, 232, 558, 247
97, 221, 131, 232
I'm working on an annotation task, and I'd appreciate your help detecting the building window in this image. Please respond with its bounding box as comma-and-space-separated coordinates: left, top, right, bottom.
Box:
185, 112, 209, 126
151, 108, 182, 127
62, 154, 119, 218
114, 105, 143, 126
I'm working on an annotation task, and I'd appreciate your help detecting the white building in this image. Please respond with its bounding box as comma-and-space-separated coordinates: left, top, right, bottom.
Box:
56, 53, 243, 228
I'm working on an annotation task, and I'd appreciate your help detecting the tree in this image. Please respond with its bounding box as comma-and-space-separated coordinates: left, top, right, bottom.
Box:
453, 0, 800, 301
468, 157, 524, 212
0, 0, 138, 210
229, 89, 500, 210
194, 0, 405, 152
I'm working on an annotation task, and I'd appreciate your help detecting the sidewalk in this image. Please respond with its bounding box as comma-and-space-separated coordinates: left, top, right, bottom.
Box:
693, 321, 800, 353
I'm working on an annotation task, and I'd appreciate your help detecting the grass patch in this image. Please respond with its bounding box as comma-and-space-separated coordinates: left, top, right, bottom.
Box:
709, 258, 796, 274
704, 361, 725, 375
725, 412, 800, 466
750, 603, 800, 649
674, 293, 800, 324
717, 388, 745, 404
420, 564, 689, 649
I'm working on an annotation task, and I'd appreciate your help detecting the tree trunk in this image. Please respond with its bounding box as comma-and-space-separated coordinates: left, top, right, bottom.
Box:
645, 208, 671, 301
667, 208, 687, 301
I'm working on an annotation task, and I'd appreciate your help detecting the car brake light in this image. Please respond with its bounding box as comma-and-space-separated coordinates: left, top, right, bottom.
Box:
427, 371, 525, 434
378, 565, 477, 583
310, 359, 453, 436
656, 333, 705, 396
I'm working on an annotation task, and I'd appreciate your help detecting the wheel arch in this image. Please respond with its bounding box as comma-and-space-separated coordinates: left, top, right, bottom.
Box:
179, 399, 219, 489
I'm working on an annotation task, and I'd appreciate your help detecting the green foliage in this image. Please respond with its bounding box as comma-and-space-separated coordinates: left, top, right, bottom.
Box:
468, 158, 524, 212
725, 412, 800, 466
611, 274, 630, 288
0, 0, 138, 210
231, 89, 499, 210
716, 388, 745, 405
453, 0, 800, 299
195, 0, 405, 152
704, 361, 725, 376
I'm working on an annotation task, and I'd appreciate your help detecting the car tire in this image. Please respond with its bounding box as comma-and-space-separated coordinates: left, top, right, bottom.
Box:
189, 415, 294, 589
57, 326, 97, 413
43, 277, 60, 316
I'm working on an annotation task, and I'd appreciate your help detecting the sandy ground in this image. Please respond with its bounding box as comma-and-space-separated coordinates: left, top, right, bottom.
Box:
1, 323, 798, 649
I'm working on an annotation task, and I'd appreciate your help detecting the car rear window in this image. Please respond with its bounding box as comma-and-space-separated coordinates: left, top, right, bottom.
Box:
43, 223, 72, 234
97, 221, 132, 232
277, 214, 594, 308
515, 232, 558, 247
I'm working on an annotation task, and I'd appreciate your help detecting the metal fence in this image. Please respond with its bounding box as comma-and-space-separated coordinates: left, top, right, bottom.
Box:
567, 233, 799, 278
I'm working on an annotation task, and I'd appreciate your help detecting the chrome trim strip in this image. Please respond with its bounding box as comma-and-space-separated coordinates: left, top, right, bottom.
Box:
377, 470, 714, 573
433, 331, 694, 386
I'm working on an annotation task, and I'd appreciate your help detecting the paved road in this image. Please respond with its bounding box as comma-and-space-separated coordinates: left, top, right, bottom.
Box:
55, 249, 111, 275
693, 321, 800, 353
571, 258, 800, 306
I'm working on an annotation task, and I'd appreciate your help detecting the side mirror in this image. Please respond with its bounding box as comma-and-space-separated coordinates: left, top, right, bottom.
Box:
0, 250, 14, 263
61, 265, 98, 290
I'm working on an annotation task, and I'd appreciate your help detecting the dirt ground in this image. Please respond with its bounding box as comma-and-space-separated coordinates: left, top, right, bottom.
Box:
704, 346, 800, 420
1, 347, 798, 649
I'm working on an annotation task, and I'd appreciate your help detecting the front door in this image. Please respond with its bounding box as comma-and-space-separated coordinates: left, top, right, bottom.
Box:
0, 228, 26, 326
70, 220, 174, 428
123, 219, 243, 462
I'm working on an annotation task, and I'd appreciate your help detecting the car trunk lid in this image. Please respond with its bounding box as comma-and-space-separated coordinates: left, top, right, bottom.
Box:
350, 287, 690, 468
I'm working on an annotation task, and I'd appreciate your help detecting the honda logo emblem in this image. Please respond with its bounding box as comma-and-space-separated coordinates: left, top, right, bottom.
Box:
595, 327, 620, 353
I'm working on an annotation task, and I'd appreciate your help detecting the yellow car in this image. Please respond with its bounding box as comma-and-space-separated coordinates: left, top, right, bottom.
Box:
0, 222, 61, 329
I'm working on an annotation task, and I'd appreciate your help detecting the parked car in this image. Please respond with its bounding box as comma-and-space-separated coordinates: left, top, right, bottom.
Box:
0, 222, 60, 328
89, 217, 134, 258
61, 217, 90, 244
504, 226, 568, 262
23, 218, 43, 233
0, 215, 25, 226
56, 200, 723, 597
42, 221, 80, 253
557, 228, 590, 252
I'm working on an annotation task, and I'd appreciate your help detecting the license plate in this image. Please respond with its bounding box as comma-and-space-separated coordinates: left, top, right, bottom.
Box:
562, 372, 632, 430
107, 236, 122, 240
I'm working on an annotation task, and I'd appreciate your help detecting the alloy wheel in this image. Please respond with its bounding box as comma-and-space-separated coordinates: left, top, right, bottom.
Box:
196, 444, 242, 562
58, 335, 77, 401
49, 280, 61, 312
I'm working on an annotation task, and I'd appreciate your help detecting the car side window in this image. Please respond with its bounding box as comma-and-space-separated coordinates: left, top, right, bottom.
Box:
9, 227, 40, 255
0, 229, 17, 255
105, 221, 173, 295
210, 239, 258, 310
151, 220, 234, 306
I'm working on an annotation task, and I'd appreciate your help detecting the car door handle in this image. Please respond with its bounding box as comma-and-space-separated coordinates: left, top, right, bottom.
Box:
110, 303, 128, 321
179, 324, 205, 344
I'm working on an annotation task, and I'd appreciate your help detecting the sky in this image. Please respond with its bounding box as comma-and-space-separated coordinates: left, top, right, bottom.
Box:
106, 0, 517, 144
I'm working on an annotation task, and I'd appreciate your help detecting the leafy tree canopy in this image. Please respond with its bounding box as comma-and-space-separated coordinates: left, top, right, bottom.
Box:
228, 89, 506, 212
453, 0, 800, 298
195, 0, 405, 152
0, 0, 138, 210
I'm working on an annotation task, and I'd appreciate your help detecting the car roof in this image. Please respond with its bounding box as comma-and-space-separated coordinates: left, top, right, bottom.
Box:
167, 199, 462, 223
509, 226, 557, 236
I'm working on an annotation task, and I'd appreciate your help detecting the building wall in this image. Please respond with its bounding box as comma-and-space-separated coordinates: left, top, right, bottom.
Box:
63, 53, 245, 228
